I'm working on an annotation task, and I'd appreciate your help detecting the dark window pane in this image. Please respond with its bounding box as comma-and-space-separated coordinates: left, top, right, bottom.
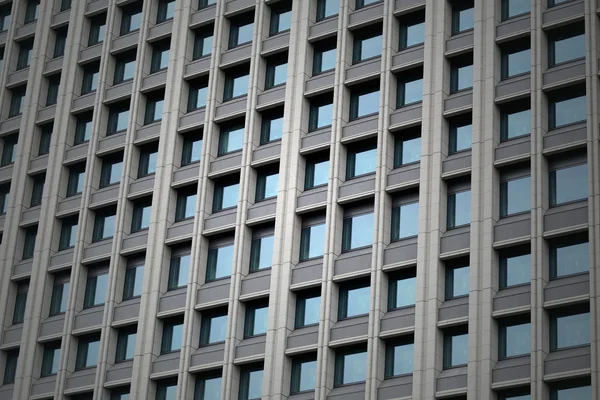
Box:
316, 0, 339, 21
452, 4, 474, 33
391, 202, 419, 240
451, 63, 473, 92
296, 293, 320, 327
449, 121, 472, 153
300, 224, 326, 260
389, 271, 416, 309
342, 213, 374, 251
341, 285, 370, 318
386, 342, 414, 376
291, 359, 317, 393
400, 13, 425, 49
503, 0, 530, 19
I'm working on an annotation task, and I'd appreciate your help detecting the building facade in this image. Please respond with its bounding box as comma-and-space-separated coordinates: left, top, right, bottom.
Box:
0, 0, 598, 399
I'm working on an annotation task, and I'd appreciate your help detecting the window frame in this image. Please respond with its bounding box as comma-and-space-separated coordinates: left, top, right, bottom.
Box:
549, 306, 590, 351
442, 326, 469, 369
338, 280, 370, 319
387, 268, 417, 310
290, 354, 318, 394
384, 336, 414, 378
333, 345, 368, 386
199, 308, 228, 346
75, 334, 101, 370
40, 342, 61, 377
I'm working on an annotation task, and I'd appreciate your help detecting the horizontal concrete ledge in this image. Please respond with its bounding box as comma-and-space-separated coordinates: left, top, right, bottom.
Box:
103, 378, 133, 389
285, 344, 319, 356
111, 317, 139, 328
437, 316, 468, 328
290, 279, 322, 291
439, 247, 470, 260
149, 370, 179, 380
234, 354, 265, 365
156, 308, 186, 319
238, 289, 270, 302
493, 235, 530, 249
543, 294, 589, 309
194, 298, 229, 310
491, 305, 531, 318
328, 335, 368, 348
490, 377, 531, 390
379, 326, 415, 339
435, 387, 467, 398
189, 361, 224, 373
542, 224, 588, 239
543, 368, 591, 382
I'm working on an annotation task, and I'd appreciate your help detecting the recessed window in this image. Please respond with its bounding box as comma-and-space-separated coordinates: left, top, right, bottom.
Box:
290, 354, 317, 393
168, 253, 190, 289
313, 39, 336, 75
0, 134, 17, 166
550, 237, 589, 279
399, 10, 425, 50
161, 318, 184, 353
295, 291, 321, 328
60, 0, 72, 11
548, 90, 586, 129
356, 0, 379, 9
397, 69, 423, 107
385, 337, 414, 377
549, 163, 587, 206
75, 335, 101, 370
499, 318, 530, 359
500, 175, 531, 217
38, 124, 53, 156
138, 144, 158, 177
156, 380, 178, 400
144, 92, 164, 125
334, 346, 367, 386
66, 164, 86, 197
501, 102, 531, 141
92, 207, 117, 242
131, 198, 152, 232
244, 301, 269, 337
41, 342, 61, 377
58, 216, 78, 250
181, 134, 203, 166
9, 86, 26, 117
0, 6, 10, 32
239, 365, 264, 400
445, 262, 469, 299
223, 67, 250, 101
120, 3, 143, 35
74, 113, 93, 145
100, 156, 123, 187
17, 39, 33, 70
249, 234, 274, 271
299, 222, 326, 261
549, 379, 591, 400
256, 168, 279, 201
107, 104, 130, 135
218, 122, 244, 155
338, 280, 370, 318
12, 282, 28, 324
30, 173, 45, 207
548, 26, 585, 67
2, 350, 18, 384
443, 326, 468, 368
260, 109, 284, 144
346, 142, 376, 179
352, 26, 382, 63
213, 179, 240, 212
394, 130, 421, 167
308, 97, 334, 131
54, 28, 68, 58
316, 0, 338, 21
123, 263, 144, 300
193, 25, 214, 60
550, 307, 590, 350
206, 244, 234, 281
200, 309, 228, 345
81, 64, 99, 95
450, 56, 473, 93
88, 16, 106, 46
198, 0, 217, 9
115, 327, 137, 362
269, 1, 292, 36
83, 268, 109, 307
342, 211, 373, 251
229, 14, 254, 49
0, 184, 9, 215
46, 75, 61, 106
350, 85, 380, 120
305, 154, 329, 189
111, 388, 131, 400
449, 117, 472, 153
22, 226, 37, 259
265, 55, 288, 89
391, 201, 419, 240
499, 249, 531, 289
175, 186, 197, 221
114, 52, 136, 84
498, 389, 531, 400
501, 0, 530, 20
157, 0, 176, 23
24, 0, 39, 24
188, 78, 209, 112
150, 41, 170, 73
501, 41, 530, 79
388, 268, 416, 309
451, 0, 474, 35
49, 273, 70, 315
195, 372, 222, 400
447, 188, 471, 228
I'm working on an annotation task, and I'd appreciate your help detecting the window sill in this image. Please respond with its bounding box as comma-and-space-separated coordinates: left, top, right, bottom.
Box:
451, 28, 474, 37
338, 312, 369, 321
243, 333, 267, 340
500, 12, 530, 22
333, 380, 366, 388
398, 42, 425, 52
548, 57, 586, 70
341, 244, 372, 254
499, 210, 530, 219
212, 205, 237, 214
312, 67, 335, 77
92, 236, 114, 243
228, 40, 252, 50
549, 198, 588, 209
269, 28, 290, 38
500, 71, 530, 82
352, 54, 381, 66
500, 132, 530, 143
315, 14, 339, 23
174, 216, 195, 223
217, 149, 243, 157
548, 119, 586, 132
205, 275, 232, 283
249, 266, 272, 274
199, 340, 226, 348
550, 343, 590, 353
222, 93, 248, 103
346, 171, 376, 181
308, 124, 332, 133
444, 294, 469, 302
442, 363, 467, 370
449, 87, 473, 96
295, 322, 319, 330
187, 105, 207, 113
394, 160, 420, 169
304, 183, 328, 191
396, 100, 423, 110
349, 111, 379, 122
549, 270, 589, 281
499, 282, 530, 291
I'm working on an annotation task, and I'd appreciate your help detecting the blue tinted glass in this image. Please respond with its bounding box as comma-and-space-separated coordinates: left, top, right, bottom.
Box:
185, 194, 197, 218
401, 137, 421, 164
308, 224, 326, 258
395, 276, 416, 308
237, 23, 254, 45
50, 348, 60, 374
68, 224, 78, 247
125, 332, 137, 359
231, 75, 249, 98
555, 385, 591, 400
405, 21, 425, 47
102, 214, 116, 238
353, 148, 377, 176
356, 90, 379, 117
190, 139, 202, 162
225, 127, 244, 152
504, 323, 530, 357
319, 48, 336, 72
449, 333, 468, 366
147, 152, 158, 174
177, 255, 190, 287
555, 242, 588, 277
505, 108, 530, 139
209, 315, 227, 343
456, 7, 474, 32
453, 123, 472, 152
359, 35, 382, 61
272, 63, 287, 86
116, 110, 129, 131
214, 245, 234, 279
253, 306, 269, 335
392, 343, 414, 375
553, 95, 586, 128
453, 190, 471, 227
201, 35, 213, 57
504, 176, 530, 215
322, 0, 338, 18
196, 87, 208, 108
131, 266, 144, 297
60, 282, 70, 312
456, 64, 473, 91
349, 213, 374, 249
110, 161, 123, 184
170, 323, 184, 351
312, 160, 329, 187
553, 34, 585, 65
556, 312, 589, 348
222, 183, 239, 209
298, 360, 317, 391
303, 295, 321, 325
503, 253, 531, 287
203, 377, 222, 400
316, 103, 333, 128
247, 369, 263, 399
264, 173, 279, 198
346, 286, 370, 317
553, 164, 587, 205
130, 12, 142, 31
164, 385, 177, 399
277, 11, 292, 32
506, 48, 530, 77
403, 78, 423, 105
140, 205, 151, 229
399, 202, 419, 238
268, 117, 283, 141
123, 60, 136, 81
159, 49, 170, 70
342, 351, 367, 383
86, 339, 100, 367
76, 172, 85, 193
258, 236, 274, 269
506, 0, 529, 18
450, 265, 469, 297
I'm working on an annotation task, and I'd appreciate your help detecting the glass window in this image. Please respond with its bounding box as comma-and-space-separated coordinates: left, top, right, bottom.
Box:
397, 74, 423, 107
499, 320, 530, 359
168, 254, 190, 289
150, 42, 170, 73
138, 147, 158, 177
224, 71, 249, 100
500, 176, 531, 217
131, 199, 152, 232
501, 106, 530, 141
75, 335, 100, 369
24, 0, 39, 24
0, 184, 9, 215
175, 188, 196, 221
115, 329, 137, 362
156, 381, 178, 400
339, 282, 370, 318
256, 171, 279, 201
290, 356, 317, 393
394, 133, 421, 168
447, 189, 471, 228
549, 163, 588, 206
502, 0, 530, 20
41, 343, 61, 377
195, 373, 222, 400
111, 388, 131, 400
46, 75, 61, 106
265, 59, 288, 89
54, 28, 67, 58
334, 348, 367, 385
353, 30, 382, 63
49, 276, 70, 315
61, 0, 72, 11
308, 99, 334, 131
305, 155, 329, 189
356, 0, 379, 9
120, 4, 143, 35
188, 80, 209, 112
449, 119, 472, 153
316, 0, 339, 21
443, 328, 468, 368
17, 40, 33, 70
3, 350, 18, 384
83, 271, 108, 307
313, 40, 336, 75
0, 6, 10, 32
450, 59, 473, 93
451, 1, 474, 34
260, 111, 283, 144
206, 245, 234, 281
549, 30, 585, 66
66, 165, 86, 197
9, 87, 26, 117
249, 235, 274, 271
123, 264, 144, 300
12, 284, 27, 324
181, 135, 202, 166
551, 240, 589, 278
161, 319, 184, 353
502, 46, 530, 79
391, 202, 419, 240
38, 124, 53, 156
218, 124, 244, 155
107, 107, 130, 135
239, 366, 263, 400
269, 2, 292, 36
22, 227, 37, 259
299, 223, 326, 261
93, 209, 116, 241
100, 158, 123, 187
399, 11, 425, 49
244, 303, 269, 337
144, 95, 164, 125
193, 28, 214, 60
385, 339, 414, 377
550, 380, 592, 400
199, 0, 217, 9
551, 309, 590, 350
229, 17, 254, 49
295, 292, 321, 328
88, 18, 106, 46
114, 54, 136, 84
157, 0, 176, 23
351, 85, 381, 119
549, 93, 586, 129
346, 145, 377, 178
445, 263, 469, 299
1, 135, 17, 166
200, 310, 228, 345
30, 174, 45, 207
74, 114, 93, 145
59, 217, 78, 250
500, 252, 531, 289
388, 269, 416, 309
342, 212, 373, 251
213, 181, 240, 212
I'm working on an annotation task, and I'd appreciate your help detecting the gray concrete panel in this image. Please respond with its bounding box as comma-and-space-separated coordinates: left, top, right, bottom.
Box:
49, 249, 75, 268
496, 14, 530, 41
544, 345, 590, 375
91, 185, 120, 206
287, 325, 319, 350
542, 0, 584, 27
29, 154, 49, 172
492, 356, 530, 384
197, 279, 231, 306
495, 74, 530, 100
339, 174, 376, 200
442, 152, 471, 174
436, 366, 468, 392
391, 45, 424, 71
74, 306, 104, 331
438, 296, 469, 322
342, 114, 378, 139
252, 141, 281, 164
494, 213, 531, 243
297, 187, 328, 211
326, 383, 365, 400
166, 219, 195, 241
224, 0, 255, 15
190, 343, 226, 368
86, 0, 109, 15
446, 31, 474, 55
98, 132, 127, 153
334, 247, 372, 276
210, 152, 243, 174
0, 116, 22, 135
113, 299, 141, 323
30, 376, 56, 397
235, 335, 267, 359
190, 5, 217, 27
37, 105, 57, 124
330, 315, 369, 342
493, 285, 531, 312
257, 85, 286, 109
543, 60, 585, 88
291, 259, 324, 286
184, 57, 211, 79
79, 43, 103, 63
248, 198, 277, 222
440, 226, 471, 255
389, 103, 422, 128
13, 260, 33, 277
543, 123, 586, 151
308, 17, 338, 40
383, 238, 418, 265
72, 93, 96, 113
173, 164, 201, 185
111, 31, 139, 53
2, 325, 23, 346
543, 201, 588, 233
345, 57, 381, 82
57, 196, 82, 216
394, 0, 426, 13
204, 208, 237, 232
380, 307, 416, 333
221, 43, 252, 67
179, 108, 206, 132
159, 289, 187, 313
129, 176, 156, 196
241, 269, 271, 296
262, 32, 290, 55
39, 315, 66, 338
6, 68, 29, 87
148, 20, 174, 43
142, 70, 168, 92
65, 368, 96, 391
301, 128, 331, 152
215, 96, 247, 119
544, 273, 589, 303
378, 375, 413, 400
21, 206, 41, 225
443, 90, 473, 114
45, 57, 64, 75
0, 165, 12, 184
305, 71, 335, 94
105, 361, 133, 384
105, 81, 134, 104
495, 136, 530, 163
349, 2, 384, 28
82, 239, 113, 261
151, 351, 181, 375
